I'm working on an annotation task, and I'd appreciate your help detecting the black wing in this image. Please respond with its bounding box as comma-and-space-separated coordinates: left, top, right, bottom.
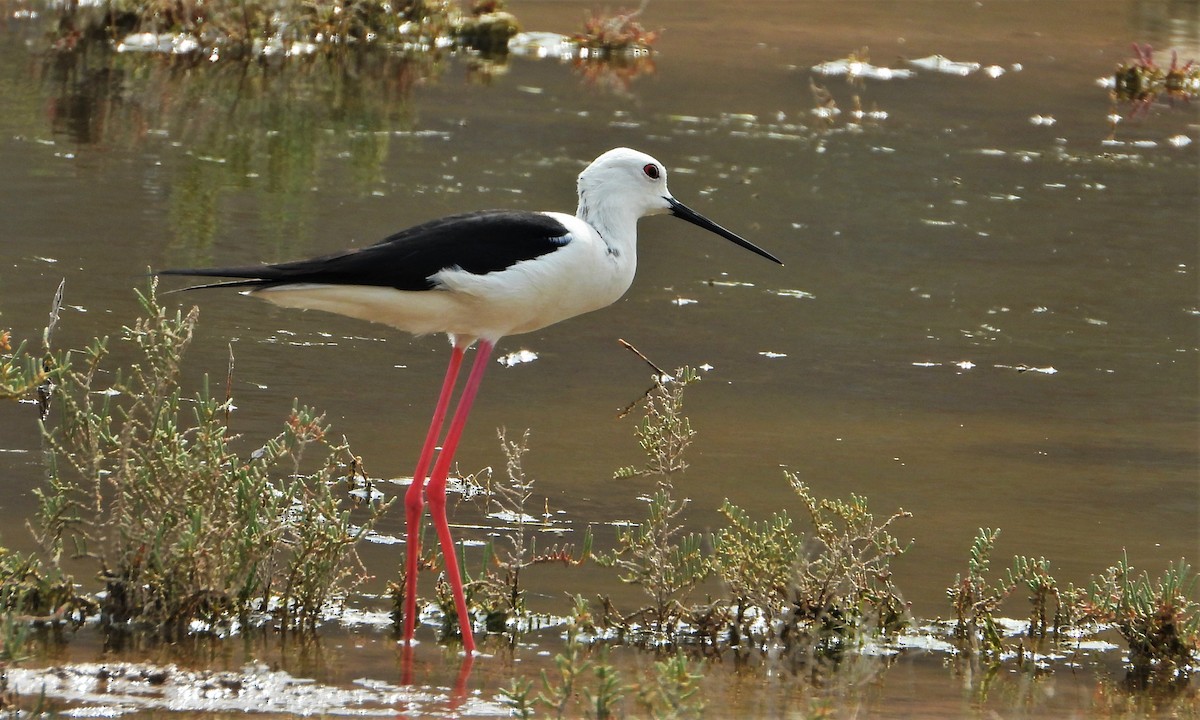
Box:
159, 210, 571, 291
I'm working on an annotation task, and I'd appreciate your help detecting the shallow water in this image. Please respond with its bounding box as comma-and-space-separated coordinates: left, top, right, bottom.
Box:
1, 0, 1198, 716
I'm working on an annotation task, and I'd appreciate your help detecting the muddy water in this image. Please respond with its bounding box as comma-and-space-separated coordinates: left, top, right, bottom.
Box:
1, 0, 1198, 716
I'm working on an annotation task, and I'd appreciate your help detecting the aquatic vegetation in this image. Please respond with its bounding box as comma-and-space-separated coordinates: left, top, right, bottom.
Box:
785, 477, 911, 638
497, 675, 537, 718
712, 499, 804, 641
1006, 554, 1062, 638
715, 479, 911, 650
564, 4, 658, 92
596, 365, 910, 652
573, 5, 659, 54
1112, 43, 1200, 112
632, 651, 705, 719
1, 285, 1196, 710
0, 548, 93, 626
580, 648, 624, 719
1071, 554, 1199, 678
536, 644, 592, 717
596, 368, 713, 636
947, 527, 1010, 655
47, 0, 509, 60
947, 528, 1066, 655
467, 429, 591, 634
948, 530, 1197, 678
0, 282, 64, 416
598, 479, 711, 637
0, 332, 51, 405
499, 609, 705, 719
614, 366, 698, 479
38, 0, 655, 71
34, 281, 387, 635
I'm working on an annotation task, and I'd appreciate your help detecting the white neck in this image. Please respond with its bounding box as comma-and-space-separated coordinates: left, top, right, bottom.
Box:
578, 195, 642, 258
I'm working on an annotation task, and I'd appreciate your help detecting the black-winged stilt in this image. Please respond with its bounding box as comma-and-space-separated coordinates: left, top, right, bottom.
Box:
160, 147, 781, 653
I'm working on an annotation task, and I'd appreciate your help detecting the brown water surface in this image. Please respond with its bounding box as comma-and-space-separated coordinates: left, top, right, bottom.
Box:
1, 0, 1198, 716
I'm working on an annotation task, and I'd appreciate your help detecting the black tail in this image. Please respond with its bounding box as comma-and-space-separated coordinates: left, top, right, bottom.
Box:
156, 267, 279, 292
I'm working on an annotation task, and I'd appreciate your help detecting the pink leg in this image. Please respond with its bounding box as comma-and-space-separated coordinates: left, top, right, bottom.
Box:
425, 339, 494, 654
403, 344, 466, 646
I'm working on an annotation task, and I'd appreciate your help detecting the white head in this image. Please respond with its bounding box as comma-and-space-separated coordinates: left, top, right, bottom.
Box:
576, 147, 783, 265
576, 147, 674, 220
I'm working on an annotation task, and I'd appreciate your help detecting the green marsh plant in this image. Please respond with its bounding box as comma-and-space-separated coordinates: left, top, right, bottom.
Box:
1073, 554, 1198, 677
947, 528, 1007, 655
945, 530, 1200, 679
0, 330, 54, 406
601, 481, 710, 636
715, 477, 911, 650
601, 368, 711, 636
712, 497, 803, 643
0, 547, 91, 626
34, 281, 387, 636
51, 0, 468, 59
500, 602, 706, 720
947, 530, 1078, 656
786, 476, 910, 639
1006, 554, 1062, 639
632, 651, 706, 720
532, 610, 598, 719
464, 429, 591, 635
601, 364, 913, 651
614, 366, 698, 480
1, 280, 66, 420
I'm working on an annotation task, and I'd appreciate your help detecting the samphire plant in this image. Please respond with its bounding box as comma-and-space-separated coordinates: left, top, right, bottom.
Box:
34, 281, 387, 636
946, 529, 1198, 679
498, 601, 706, 720
1072, 553, 1198, 677
467, 428, 591, 634
714, 476, 911, 650
598, 368, 713, 637
947, 527, 1008, 655
51, 0, 496, 60
946, 528, 1064, 657
595, 364, 913, 651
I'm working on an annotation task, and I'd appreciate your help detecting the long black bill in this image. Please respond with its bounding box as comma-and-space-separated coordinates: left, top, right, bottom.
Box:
667, 197, 783, 266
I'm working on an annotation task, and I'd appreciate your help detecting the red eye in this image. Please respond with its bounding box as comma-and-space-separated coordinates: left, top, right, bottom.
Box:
643, 163, 660, 180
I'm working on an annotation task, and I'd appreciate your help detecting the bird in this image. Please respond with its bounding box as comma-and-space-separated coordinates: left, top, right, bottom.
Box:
159, 147, 781, 654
